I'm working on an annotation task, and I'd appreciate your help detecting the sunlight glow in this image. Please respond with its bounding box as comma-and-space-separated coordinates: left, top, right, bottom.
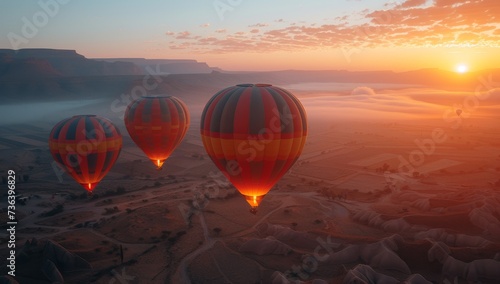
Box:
456, 64, 468, 73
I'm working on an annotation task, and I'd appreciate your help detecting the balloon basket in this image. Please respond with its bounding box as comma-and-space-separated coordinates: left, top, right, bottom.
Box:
249, 207, 258, 215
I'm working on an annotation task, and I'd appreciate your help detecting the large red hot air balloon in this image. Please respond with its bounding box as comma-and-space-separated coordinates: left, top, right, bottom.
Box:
49, 115, 122, 194
201, 84, 307, 213
124, 96, 190, 170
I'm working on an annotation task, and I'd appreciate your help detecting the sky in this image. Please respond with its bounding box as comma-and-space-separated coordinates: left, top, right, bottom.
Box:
0, 0, 499, 71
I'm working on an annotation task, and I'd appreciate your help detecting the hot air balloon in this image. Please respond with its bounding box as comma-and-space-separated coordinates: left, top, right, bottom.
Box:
124, 96, 190, 170
49, 115, 122, 194
456, 109, 462, 116
200, 84, 307, 214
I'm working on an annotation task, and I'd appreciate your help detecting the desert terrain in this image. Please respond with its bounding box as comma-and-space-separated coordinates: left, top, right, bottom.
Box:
1, 78, 500, 284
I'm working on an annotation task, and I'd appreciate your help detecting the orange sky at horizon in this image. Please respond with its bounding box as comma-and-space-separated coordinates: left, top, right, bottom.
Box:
178, 46, 499, 72
2, 0, 499, 72
84, 45, 498, 73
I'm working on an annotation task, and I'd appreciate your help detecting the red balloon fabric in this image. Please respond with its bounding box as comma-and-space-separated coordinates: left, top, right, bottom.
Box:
124, 96, 190, 169
49, 115, 122, 193
200, 84, 307, 212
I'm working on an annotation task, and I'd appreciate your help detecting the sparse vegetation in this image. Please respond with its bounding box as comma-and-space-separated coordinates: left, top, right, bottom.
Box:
101, 186, 127, 197
168, 230, 187, 244
161, 231, 171, 240
213, 227, 222, 236
103, 206, 119, 215
39, 204, 64, 217
375, 163, 390, 173
102, 198, 113, 204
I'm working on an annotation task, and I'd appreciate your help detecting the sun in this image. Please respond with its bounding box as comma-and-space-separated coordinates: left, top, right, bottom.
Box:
456, 64, 468, 73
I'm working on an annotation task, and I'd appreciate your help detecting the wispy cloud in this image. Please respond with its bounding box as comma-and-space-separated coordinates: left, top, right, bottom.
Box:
249, 23, 268, 27
165, 0, 499, 53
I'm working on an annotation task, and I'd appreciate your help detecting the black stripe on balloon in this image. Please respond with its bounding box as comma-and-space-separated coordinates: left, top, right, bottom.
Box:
158, 98, 171, 122
52, 117, 71, 139
127, 100, 140, 123
96, 117, 118, 138
221, 88, 244, 134
270, 159, 287, 178
268, 88, 293, 134
282, 88, 307, 132
142, 98, 153, 123
201, 86, 232, 130
219, 158, 240, 178
210, 90, 234, 133
87, 153, 98, 174
171, 99, 184, 123
85, 116, 96, 139
176, 99, 188, 123
249, 86, 265, 135
68, 154, 82, 174
250, 161, 263, 180
101, 151, 114, 173
65, 117, 81, 140
54, 153, 64, 165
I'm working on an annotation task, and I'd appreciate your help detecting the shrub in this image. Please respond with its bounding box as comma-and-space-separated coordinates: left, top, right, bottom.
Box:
213, 227, 222, 235
39, 204, 64, 217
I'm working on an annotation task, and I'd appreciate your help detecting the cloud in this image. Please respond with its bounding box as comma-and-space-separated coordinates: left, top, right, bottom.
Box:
400, 0, 428, 8
249, 23, 268, 27
200, 23, 210, 28
176, 31, 194, 40
351, 86, 376, 96
167, 0, 500, 53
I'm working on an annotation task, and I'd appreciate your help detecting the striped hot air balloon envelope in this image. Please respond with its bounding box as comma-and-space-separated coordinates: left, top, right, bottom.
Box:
49, 115, 123, 194
201, 84, 308, 213
124, 96, 190, 170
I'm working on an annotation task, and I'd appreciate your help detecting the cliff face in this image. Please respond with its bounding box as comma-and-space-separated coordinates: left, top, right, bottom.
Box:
0, 58, 62, 79
0, 49, 143, 77
98, 58, 215, 74
0, 49, 219, 79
